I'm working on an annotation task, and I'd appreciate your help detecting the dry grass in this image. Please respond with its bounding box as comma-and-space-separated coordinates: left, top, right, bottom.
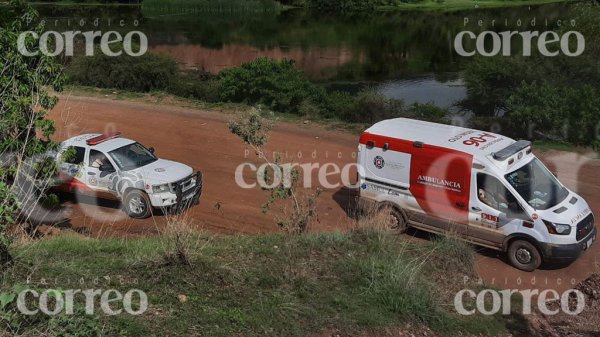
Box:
160, 214, 210, 266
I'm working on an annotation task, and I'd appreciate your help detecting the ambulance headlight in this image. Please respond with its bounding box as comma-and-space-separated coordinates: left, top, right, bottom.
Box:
543, 220, 571, 235
152, 184, 170, 193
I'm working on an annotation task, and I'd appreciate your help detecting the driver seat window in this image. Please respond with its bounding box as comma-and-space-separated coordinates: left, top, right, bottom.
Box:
89, 150, 111, 169
477, 173, 509, 210
477, 173, 526, 216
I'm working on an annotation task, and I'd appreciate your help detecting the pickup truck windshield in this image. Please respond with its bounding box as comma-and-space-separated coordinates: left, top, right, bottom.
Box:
504, 158, 569, 210
109, 142, 157, 171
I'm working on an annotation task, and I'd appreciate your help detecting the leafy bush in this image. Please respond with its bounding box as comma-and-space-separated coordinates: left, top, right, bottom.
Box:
166, 71, 222, 102
324, 89, 402, 123
67, 52, 177, 92
409, 103, 448, 123
507, 83, 600, 146
220, 57, 326, 114
324, 89, 451, 124
0, 0, 65, 264
306, 0, 377, 11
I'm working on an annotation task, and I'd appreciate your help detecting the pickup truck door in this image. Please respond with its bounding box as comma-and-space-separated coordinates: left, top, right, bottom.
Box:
85, 149, 118, 196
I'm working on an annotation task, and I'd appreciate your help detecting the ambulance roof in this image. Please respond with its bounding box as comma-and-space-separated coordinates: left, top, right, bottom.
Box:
363, 118, 524, 161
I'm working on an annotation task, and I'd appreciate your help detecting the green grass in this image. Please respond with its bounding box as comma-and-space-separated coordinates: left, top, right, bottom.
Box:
0, 230, 526, 336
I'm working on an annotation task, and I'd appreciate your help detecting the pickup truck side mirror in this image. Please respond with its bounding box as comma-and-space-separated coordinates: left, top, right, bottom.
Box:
99, 164, 115, 172
148, 147, 155, 154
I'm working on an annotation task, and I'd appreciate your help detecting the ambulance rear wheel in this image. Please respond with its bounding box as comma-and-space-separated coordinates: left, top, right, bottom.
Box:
508, 240, 541, 272
381, 206, 407, 234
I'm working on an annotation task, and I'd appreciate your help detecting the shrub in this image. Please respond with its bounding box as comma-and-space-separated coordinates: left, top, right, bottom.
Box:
323, 91, 356, 120
306, 0, 377, 11
219, 57, 326, 114
507, 82, 600, 146
166, 71, 222, 103
409, 103, 448, 123
1, 1, 65, 265
325, 89, 411, 123
67, 52, 177, 92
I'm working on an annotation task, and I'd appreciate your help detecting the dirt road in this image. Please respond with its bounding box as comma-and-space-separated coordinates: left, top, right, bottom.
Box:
48, 95, 599, 291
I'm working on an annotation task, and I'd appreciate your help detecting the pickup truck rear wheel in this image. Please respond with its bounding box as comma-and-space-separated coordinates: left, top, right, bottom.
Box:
508, 240, 542, 272
124, 190, 152, 219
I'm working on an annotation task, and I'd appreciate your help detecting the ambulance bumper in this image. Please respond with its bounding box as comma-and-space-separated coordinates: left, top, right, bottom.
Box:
539, 227, 596, 262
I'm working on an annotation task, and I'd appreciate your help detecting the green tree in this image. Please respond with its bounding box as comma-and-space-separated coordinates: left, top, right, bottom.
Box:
507, 83, 600, 148
219, 57, 325, 115
0, 1, 65, 264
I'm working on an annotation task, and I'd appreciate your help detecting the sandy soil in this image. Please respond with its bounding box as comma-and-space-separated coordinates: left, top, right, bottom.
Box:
48, 95, 600, 293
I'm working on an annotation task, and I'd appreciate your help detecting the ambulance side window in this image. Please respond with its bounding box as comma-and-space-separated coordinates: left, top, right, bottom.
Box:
476, 173, 509, 209
477, 173, 527, 218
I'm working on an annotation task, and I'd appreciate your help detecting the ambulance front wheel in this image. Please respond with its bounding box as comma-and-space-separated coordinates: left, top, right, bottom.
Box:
508, 240, 542, 272
381, 206, 407, 234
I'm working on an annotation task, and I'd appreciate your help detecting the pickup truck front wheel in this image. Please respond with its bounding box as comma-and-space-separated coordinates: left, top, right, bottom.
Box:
124, 190, 152, 219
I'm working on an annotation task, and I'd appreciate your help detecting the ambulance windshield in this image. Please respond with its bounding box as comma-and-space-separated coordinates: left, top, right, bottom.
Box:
504, 158, 569, 210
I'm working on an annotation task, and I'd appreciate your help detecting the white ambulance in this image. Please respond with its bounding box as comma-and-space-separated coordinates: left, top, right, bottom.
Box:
358, 118, 596, 271
54, 133, 203, 219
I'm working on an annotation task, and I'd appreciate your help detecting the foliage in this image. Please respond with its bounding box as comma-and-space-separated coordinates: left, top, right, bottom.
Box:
0, 0, 65, 264
229, 107, 320, 234
2, 231, 519, 336
507, 83, 600, 146
47, 308, 105, 337
461, 2, 600, 147
306, 0, 377, 12
220, 57, 326, 114
228, 107, 273, 147
166, 71, 222, 103
324, 89, 448, 124
0, 284, 55, 334
67, 51, 177, 92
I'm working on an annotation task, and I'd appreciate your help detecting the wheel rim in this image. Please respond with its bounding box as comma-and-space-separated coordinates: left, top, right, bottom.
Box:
515, 247, 532, 264
129, 196, 146, 215
384, 212, 400, 230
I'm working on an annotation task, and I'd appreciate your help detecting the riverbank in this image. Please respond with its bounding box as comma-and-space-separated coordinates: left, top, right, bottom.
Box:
61, 85, 599, 157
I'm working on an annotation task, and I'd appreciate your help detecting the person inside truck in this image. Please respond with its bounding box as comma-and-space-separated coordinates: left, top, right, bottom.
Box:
478, 188, 496, 208
477, 174, 508, 210
90, 150, 108, 169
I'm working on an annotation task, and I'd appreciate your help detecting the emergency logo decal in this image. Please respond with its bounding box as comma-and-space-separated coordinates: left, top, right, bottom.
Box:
482, 213, 499, 223
373, 156, 385, 169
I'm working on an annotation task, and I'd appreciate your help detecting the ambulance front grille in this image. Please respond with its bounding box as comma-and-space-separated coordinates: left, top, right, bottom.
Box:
576, 213, 595, 241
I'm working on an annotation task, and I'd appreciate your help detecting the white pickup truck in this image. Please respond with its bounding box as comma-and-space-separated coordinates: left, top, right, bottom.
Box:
54, 132, 202, 218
